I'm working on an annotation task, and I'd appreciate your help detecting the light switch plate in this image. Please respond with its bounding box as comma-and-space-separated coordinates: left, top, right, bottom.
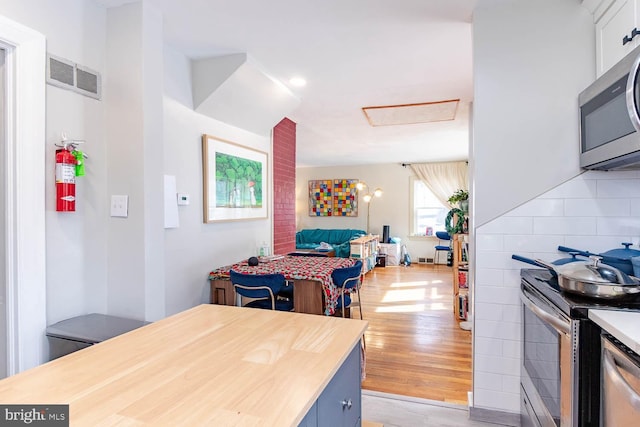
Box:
111, 195, 128, 217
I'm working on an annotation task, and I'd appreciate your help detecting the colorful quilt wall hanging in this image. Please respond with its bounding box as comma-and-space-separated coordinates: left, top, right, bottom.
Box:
308, 179, 359, 217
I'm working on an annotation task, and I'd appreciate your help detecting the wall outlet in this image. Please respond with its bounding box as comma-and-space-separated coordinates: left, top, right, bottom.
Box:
110, 195, 128, 218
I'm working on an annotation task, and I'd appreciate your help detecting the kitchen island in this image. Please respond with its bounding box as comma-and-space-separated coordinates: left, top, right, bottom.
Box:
0, 304, 368, 426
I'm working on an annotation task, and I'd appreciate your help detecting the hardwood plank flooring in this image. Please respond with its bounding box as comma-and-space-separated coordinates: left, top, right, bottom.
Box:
358, 263, 472, 405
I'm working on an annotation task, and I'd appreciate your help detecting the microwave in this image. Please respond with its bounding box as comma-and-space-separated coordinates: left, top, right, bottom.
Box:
579, 44, 640, 170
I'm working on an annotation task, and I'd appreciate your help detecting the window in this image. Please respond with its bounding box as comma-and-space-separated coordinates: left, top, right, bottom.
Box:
410, 177, 448, 236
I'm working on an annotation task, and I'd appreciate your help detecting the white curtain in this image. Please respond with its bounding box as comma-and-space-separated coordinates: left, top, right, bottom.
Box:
409, 161, 468, 209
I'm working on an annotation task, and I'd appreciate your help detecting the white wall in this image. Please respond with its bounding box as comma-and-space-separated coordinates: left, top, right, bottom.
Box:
473, 0, 594, 227
472, 0, 596, 414
296, 164, 442, 260
162, 45, 272, 316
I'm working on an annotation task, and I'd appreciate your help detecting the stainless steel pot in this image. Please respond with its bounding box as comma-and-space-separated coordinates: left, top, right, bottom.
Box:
535, 256, 640, 299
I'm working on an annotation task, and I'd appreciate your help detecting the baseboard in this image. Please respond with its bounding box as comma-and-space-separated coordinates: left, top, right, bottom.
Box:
469, 406, 520, 427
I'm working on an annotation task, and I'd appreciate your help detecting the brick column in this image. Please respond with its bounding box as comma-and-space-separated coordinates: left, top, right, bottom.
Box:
273, 118, 296, 255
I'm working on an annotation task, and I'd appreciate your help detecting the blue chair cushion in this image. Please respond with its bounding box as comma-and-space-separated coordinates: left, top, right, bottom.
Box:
331, 260, 363, 292
435, 245, 450, 251
245, 298, 294, 311
435, 231, 451, 240
335, 294, 352, 308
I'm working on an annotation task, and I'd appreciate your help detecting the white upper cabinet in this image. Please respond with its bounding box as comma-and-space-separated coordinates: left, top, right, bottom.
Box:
594, 0, 640, 76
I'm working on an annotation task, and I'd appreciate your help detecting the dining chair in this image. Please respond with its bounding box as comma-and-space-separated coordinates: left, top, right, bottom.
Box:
331, 260, 364, 320
434, 231, 452, 265
229, 270, 294, 311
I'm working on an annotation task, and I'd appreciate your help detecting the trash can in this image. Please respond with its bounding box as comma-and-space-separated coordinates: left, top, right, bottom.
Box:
46, 313, 149, 361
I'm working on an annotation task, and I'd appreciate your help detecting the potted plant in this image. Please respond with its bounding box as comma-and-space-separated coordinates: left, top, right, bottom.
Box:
448, 189, 469, 212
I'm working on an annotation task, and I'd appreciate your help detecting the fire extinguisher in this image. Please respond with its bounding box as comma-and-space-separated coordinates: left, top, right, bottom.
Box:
55, 144, 77, 212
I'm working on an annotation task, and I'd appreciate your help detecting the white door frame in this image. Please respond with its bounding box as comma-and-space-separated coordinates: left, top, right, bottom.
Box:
0, 15, 46, 374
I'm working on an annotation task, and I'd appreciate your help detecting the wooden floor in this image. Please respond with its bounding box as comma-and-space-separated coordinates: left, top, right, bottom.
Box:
358, 263, 472, 405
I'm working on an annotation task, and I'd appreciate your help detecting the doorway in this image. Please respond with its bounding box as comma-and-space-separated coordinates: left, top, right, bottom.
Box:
0, 47, 5, 379
0, 14, 47, 376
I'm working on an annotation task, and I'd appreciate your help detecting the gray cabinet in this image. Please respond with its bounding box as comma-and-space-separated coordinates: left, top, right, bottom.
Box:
300, 343, 361, 427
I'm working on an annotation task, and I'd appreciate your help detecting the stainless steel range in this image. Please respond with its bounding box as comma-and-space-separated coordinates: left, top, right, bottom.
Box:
520, 269, 640, 427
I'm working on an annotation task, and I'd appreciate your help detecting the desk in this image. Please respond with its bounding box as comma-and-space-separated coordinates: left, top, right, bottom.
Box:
209, 255, 357, 315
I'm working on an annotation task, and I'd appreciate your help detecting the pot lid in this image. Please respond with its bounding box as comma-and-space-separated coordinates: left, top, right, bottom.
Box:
542, 256, 638, 285
600, 243, 640, 260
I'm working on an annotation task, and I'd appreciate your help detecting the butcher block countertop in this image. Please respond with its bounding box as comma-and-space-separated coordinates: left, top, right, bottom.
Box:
0, 304, 368, 426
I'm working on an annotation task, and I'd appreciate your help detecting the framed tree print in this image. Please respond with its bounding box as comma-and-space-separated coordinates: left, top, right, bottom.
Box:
202, 134, 268, 222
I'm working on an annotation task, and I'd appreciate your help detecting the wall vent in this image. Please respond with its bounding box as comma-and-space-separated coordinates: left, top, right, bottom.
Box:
47, 54, 101, 100
418, 257, 434, 264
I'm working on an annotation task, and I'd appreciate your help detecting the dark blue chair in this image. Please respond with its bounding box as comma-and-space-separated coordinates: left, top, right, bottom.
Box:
331, 260, 364, 320
229, 270, 294, 311
434, 231, 451, 265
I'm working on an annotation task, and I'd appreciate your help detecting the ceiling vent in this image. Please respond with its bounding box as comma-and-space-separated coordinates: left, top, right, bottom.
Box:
191, 53, 300, 135
46, 54, 101, 100
362, 99, 459, 127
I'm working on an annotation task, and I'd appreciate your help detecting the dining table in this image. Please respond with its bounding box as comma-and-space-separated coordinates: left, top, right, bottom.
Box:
209, 255, 358, 315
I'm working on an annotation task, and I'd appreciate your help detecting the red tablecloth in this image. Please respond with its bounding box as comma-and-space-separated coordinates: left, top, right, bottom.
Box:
209, 255, 358, 315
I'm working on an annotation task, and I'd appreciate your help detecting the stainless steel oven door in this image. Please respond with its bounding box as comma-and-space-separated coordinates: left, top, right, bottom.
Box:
601, 335, 640, 426
521, 285, 577, 427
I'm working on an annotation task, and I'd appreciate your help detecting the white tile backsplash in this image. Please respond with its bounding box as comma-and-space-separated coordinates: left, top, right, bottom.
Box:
476, 216, 534, 235
597, 179, 640, 198
501, 304, 520, 322
475, 319, 520, 340
505, 198, 564, 217
502, 339, 521, 359
475, 354, 520, 376
597, 216, 640, 236
533, 216, 596, 235
475, 371, 504, 391
475, 268, 505, 286
477, 251, 523, 270
475, 302, 504, 321
631, 198, 640, 216
474, 170, 640, 415
540, 175, 597, 199
475, 234, 504, 251
475, 285, 520, 306
475, 337, 504, 356
473, 389, 521, 413
502, 234, 566, 253
564, 198, 631, 217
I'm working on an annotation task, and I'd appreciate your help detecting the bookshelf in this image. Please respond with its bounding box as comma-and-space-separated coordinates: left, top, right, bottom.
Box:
452, 233, 469, 320
350, 234, 379, 273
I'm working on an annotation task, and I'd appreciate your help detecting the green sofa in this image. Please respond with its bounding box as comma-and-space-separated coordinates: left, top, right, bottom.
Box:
295, 229, 367, 258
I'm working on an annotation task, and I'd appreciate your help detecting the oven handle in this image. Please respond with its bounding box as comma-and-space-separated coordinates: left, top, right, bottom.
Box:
521, 287, 571, 334
603, 346, 640, 411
